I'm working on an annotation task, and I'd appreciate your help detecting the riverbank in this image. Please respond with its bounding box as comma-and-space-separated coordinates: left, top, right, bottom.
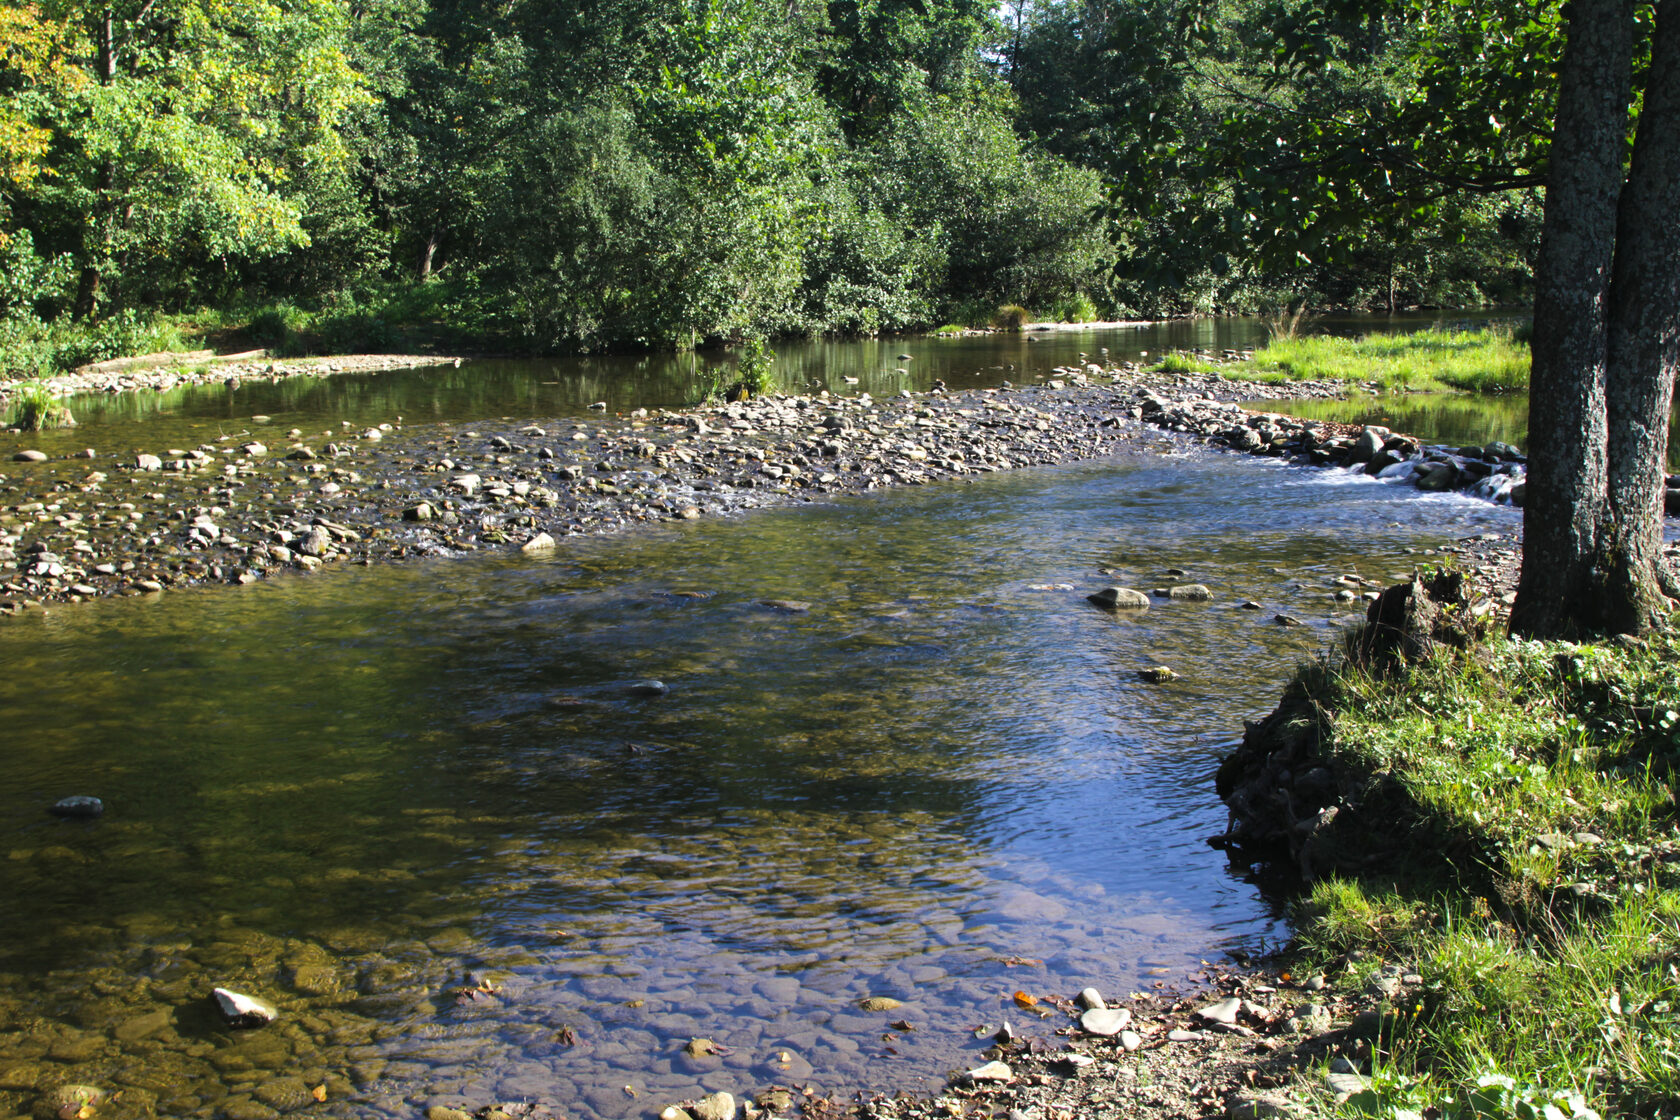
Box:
0, 353, 464, 416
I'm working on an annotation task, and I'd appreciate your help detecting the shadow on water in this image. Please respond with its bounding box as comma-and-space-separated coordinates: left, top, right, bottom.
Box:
0, 441, 1519, 1118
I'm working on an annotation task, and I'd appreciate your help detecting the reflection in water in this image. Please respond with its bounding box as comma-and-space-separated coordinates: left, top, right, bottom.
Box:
30, 312, 1506, 461
0, 443, 1517, 1118
1260, 390, 1680, 472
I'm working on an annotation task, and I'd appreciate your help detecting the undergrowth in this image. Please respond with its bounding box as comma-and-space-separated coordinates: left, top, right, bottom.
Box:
1288, 625, 1680, 1118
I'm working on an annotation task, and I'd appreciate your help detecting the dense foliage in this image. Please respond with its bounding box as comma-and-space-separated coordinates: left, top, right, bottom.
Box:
0, 0, 1557, 367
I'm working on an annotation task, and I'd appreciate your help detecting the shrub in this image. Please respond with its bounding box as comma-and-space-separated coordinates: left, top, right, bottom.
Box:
991, 304, 1030, 329
6, 381, 74, 430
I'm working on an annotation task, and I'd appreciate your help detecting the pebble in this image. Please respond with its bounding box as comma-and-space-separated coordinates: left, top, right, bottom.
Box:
11, 449, 47, 462
1136, 666, 1178, 683
1166, 1029, 1203, 1042
1077, 987, 1105, 1010
1119, 1029, 1143, 1051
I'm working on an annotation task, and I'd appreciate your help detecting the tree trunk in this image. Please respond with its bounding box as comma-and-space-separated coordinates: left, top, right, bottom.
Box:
1600, 0, 1680, 632
418, 229, 441, 280
75, 11, 119, 322
1509, 0, 1633, 638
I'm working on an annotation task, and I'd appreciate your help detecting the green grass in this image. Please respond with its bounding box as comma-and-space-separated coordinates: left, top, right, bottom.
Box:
1150, 328, 1531, 394
3, 379, 75, 429
1285, 621, 1680, 1118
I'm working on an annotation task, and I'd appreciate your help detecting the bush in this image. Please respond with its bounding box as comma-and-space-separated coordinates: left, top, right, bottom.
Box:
991, 304, 1030, 329
1051, 292, 1099, 323
5, 381, 74, 430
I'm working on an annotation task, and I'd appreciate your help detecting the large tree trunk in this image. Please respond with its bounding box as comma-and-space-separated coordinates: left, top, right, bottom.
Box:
1509, 0, 1633, 638
1600, 0, 1680, 632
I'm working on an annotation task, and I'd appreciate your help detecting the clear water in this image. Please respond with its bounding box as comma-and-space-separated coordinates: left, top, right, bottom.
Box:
0, 434, 1518, 1119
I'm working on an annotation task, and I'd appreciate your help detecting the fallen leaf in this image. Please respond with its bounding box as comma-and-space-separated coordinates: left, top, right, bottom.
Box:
859, 996, 902, 1012
626, 999, 644, 1009
556, 1025, 579, 1046
1001, 956, 1043, 968
1013, 991, 1039, 1008
623, 1086, 637, 1098
685, 1037, 723, 1058
311, 1085, 328, 1102
890, 1020, 914, 1032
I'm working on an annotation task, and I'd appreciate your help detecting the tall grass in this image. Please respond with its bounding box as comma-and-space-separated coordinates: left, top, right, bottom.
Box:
1248, 329, 1531, 393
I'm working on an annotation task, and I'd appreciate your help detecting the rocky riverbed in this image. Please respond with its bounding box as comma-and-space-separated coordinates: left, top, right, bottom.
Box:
0, 357, 1577, 620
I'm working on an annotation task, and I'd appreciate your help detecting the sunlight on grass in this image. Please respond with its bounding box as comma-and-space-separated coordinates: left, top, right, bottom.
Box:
1151, 328, 1531, 394
1288, 626, 1680, 1118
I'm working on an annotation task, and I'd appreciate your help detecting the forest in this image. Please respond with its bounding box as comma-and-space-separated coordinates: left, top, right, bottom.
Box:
0, 0, 1553, 368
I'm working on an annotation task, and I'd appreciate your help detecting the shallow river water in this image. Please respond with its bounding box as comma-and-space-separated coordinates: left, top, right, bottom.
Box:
0, 413, 1518, 1119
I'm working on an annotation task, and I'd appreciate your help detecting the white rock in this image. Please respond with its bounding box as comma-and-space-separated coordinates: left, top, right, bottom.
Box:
1196, 997, 1242, 1025
1077, 987, 1105, 1010
1079, 1007, 1132, 1036
1119, 1030, 1143, 1051
965, 1060, 1013, 1084
212, 987, 278, 1028
520, 533, 556, 553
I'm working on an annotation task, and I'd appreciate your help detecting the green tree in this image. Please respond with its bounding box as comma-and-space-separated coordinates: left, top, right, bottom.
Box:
13, 0, 365, 318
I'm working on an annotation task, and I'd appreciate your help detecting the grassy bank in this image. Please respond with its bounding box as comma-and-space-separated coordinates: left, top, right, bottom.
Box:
0, 282, 495, 381
1158, 328, 1531, 393
1276, 607, 1680, 1118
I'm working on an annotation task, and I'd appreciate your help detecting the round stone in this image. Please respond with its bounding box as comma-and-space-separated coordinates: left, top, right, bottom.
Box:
1079, 1007, 1132, 1036
48, 796, 104, 819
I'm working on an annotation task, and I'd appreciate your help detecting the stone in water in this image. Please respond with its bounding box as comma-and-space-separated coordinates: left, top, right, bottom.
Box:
48, 796, 104, 819
212, 987, 278, 1028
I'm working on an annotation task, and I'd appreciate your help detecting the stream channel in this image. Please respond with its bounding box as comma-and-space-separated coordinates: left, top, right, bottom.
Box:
1, 316, 1522, 1120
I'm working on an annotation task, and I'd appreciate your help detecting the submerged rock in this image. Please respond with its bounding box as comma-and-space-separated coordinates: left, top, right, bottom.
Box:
212, 987, 279, 1028
48, 796, 104, 819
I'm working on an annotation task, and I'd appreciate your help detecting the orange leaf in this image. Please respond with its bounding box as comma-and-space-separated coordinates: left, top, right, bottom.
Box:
311, 1085, 327, 1103
1013, 990, 1038, 1008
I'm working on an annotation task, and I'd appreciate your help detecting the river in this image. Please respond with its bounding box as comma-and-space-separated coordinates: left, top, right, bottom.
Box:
0, 316, 1521, 1120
